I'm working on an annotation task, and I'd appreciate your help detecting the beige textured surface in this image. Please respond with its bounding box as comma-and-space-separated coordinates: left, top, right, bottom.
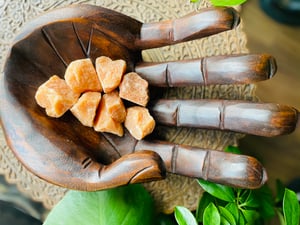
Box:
0, 0, 254, 213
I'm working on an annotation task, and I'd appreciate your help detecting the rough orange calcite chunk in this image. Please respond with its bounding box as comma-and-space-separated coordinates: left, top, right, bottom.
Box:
70, 92, 102, 127
35, 75, 80, 118
119, 72, 149, 107
124, 106, 155, 140
93, 93, 124, 137
95, 56, 126, 93
65, 58, 102, 94
102, 91, 126, 123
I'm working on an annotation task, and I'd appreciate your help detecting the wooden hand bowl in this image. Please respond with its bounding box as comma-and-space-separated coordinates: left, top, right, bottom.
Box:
1, 4, 298, 192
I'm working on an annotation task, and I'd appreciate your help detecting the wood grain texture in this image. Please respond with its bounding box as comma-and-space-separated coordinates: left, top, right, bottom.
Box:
240, 0, 300, 189
136, 7, 240, 49
135, 140, 267, 189
150, 99, 298, 136
136, 54, 277, 86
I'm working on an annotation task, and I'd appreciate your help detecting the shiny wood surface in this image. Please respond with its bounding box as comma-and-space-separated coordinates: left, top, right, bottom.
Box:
150, 99, 297, 136
136, 140, 267, 189
136, 54, 276, 86
136, 7, 240, 49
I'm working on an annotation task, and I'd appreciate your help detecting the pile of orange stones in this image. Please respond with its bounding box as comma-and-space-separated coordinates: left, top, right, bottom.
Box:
35, 56, 155, 140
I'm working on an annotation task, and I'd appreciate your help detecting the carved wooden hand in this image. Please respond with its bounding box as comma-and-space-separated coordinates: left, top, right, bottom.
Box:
1, 4, 298, 191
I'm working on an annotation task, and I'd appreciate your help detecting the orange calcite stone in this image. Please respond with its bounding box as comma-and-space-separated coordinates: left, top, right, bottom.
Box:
119, 72, 149, 107
124, 106, 155, 140
35, 75, 80, 118
65, 58, 102, 94
94, 94, 124, 137
95, 56, 126, 93
102, 91, 126, 123
70, 92, 102, 127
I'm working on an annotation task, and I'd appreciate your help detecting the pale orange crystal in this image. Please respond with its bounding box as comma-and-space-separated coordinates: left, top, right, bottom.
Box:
95, 56, 126, 93
124, 106, 155, 140
101, 91, 126, 123
93, 93, 124, 137
35, 75, 80, 118
70, 92, 102, 127
119, 72, 149, 107
65, 58, 102, 94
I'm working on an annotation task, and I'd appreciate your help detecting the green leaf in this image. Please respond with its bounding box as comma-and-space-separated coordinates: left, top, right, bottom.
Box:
220, 217, 231, 225
198, 179, 235, 202
196, 192, 215, 222
242, 190, 260, 208
241, 209, 259, 225
238, 210, 246, 225
203, 203, 221, 225
210, 0, 247, 6
283, 188, 300, 225
218, 206, 237, 225
276, 209, 286, 225
224, 146, 242, 154
174, 206, 198, 225
43, 184, 154, 225
225, 203, 240, 222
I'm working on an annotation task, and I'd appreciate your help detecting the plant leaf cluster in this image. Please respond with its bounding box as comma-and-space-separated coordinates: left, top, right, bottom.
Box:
174, 179, 299, 225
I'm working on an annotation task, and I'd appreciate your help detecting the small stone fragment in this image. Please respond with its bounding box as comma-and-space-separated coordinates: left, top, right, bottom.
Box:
65, 58, 102, 94
102, 91, 126, 123
124, 106, 155, 140
119, 72, 149, 107
35, 75, 80, 118
95, 56, 126, 93
94, 94, 124, 137
70, 92, 101, 127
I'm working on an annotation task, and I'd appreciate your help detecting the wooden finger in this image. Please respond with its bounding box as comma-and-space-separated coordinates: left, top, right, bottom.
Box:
135, 54, 277, 87
149, 99, 298, 137
135, 7, 240, 49
135, 140, 267, 189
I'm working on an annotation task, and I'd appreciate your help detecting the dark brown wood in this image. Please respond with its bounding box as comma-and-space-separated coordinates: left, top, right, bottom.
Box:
135, 7, 240, 49
136, 54, 277, 86
150, 99, 298, 136
0, 4, 296, 191
135, 140, 267, 189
